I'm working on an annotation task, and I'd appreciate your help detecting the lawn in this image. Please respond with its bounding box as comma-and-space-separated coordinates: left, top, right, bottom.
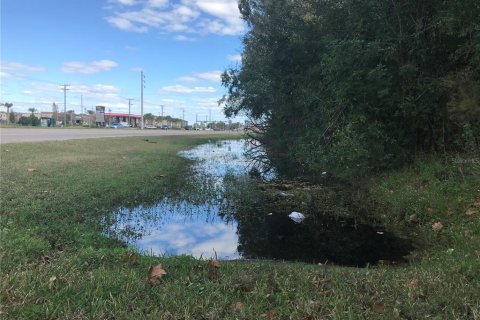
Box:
1, 135, 479, 319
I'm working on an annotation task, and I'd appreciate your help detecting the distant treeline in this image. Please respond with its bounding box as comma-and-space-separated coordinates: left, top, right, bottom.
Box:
222, 0, 480, 180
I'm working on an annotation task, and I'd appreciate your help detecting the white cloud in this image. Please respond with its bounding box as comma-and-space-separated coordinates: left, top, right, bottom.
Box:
177, 70, 222, 83
116, 0, 137, 5
61, 59, 119, 74
174, 35, 196, 41
148, 0, 168, 8
228, 54, 242, 62
161, 84, 216, 94
105, 0, 245, 36
1, 61, 47, 73
106, 16, 148, 32
196, 71, 222, 82
0, 71, 13, 78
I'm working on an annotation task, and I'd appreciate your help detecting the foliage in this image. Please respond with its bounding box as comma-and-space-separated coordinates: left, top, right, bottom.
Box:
0, 137, 478, 319
17, 115, 40, 126
9, 110, 15, 123
222, 0, 480, 180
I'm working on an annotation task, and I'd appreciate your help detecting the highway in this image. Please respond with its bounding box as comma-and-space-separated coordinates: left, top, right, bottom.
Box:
0, 128, 238, 144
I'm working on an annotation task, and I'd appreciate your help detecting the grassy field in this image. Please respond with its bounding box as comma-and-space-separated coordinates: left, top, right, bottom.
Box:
1, 135, 479, 319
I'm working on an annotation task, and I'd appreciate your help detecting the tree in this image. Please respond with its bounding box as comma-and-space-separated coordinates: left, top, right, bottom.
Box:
144, 113, 154, 124
1, 102, 13, 124
9, 110, 15, 124
222, 0, 480, 180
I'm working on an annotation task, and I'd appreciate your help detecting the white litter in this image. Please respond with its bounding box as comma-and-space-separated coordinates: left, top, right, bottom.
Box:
288, 211, 305, 223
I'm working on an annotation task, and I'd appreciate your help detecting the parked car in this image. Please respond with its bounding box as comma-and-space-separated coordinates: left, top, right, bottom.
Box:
145, 124, 156, 129
161, 125, 171, 130
110, 123, 125, 128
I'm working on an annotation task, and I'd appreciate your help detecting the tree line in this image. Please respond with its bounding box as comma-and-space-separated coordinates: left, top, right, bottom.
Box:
222, 0, 480, 180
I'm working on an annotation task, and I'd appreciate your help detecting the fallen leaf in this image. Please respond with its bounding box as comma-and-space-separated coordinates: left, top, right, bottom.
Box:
407, 279, 418, 289
432, 221, 443, 232
234, 301, 244, 311
27, 168, 37, 172
409, 214, 417, 222
48, 276, 57, 288
373, 301, 384, 314
208, 259, 220, 268
427, 207, 434, 215
465, 207, 477, 216
262, 310, 277, 320
148, 263, 167, 286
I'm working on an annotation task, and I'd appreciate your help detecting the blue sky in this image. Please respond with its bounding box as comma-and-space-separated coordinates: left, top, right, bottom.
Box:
0, 0, 244, 124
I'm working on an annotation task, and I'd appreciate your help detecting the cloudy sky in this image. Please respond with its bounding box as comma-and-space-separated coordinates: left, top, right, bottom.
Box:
0, 0, 244, 124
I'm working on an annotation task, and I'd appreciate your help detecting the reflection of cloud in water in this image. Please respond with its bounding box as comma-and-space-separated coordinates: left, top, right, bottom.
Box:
108, 140, 256, 260
137, 221, 239, 259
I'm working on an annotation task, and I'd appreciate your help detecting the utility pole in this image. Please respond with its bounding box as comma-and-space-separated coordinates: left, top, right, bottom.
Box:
209, 109, 211, 123
80, 94, 83, 114
128, 98, 134, 127
141, 71, 145, 129
61, 84, 70, 127
181, 108, 185, 127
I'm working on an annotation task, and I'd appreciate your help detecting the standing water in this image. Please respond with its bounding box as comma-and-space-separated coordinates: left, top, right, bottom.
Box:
105, 139, 413, 266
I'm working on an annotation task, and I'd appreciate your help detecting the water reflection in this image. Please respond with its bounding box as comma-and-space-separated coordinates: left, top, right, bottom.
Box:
235, 211, 413, 266
107, 140, 252, 259
106, 139, 413, 265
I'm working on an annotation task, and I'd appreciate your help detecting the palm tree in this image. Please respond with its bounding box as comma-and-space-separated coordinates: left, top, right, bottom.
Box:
1, 102, 13, 124
28, 107, 37, 115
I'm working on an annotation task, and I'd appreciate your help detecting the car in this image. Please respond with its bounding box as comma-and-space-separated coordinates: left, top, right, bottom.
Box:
110, 122, 125, 128
160, 125, 171, 130
145, 124, 156, 129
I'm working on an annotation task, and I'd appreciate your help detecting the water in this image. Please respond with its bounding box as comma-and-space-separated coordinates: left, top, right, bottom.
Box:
106, 139, 413, 266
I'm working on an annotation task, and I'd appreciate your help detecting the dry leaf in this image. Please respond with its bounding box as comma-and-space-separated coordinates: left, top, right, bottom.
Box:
208, 259, 220, 268
263, 310, 277, 320
427, 207, 434, 215
148, 263, 167, 286
409, 214, 417, 222
407, 279, 418, 289
432, 221, 443, 232
465, 207, 477, 216
49, 276, 57, 283
27, 168, 37, 172
234, 301, 244, 311
373, 301, 384, 314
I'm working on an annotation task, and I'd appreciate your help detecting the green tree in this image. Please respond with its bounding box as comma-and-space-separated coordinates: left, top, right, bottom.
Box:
9, 110, 15, 124
1, 102, 13, 124
223, 0, 480, 180
144, 113, 154, 124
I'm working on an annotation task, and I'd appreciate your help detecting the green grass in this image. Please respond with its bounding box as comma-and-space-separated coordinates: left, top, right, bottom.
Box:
1, 136, 479, 319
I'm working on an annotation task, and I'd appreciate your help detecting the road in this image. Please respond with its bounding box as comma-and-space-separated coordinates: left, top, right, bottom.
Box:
0, 128, 238, 144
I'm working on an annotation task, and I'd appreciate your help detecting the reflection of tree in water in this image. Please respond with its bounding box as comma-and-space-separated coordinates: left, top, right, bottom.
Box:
227, 180, 413, 267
